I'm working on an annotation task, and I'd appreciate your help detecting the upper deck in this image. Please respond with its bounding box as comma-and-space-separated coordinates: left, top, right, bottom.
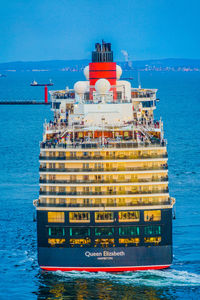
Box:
42, 42, 162, 149
36, 41, 176, 214
43, 86, 162, 150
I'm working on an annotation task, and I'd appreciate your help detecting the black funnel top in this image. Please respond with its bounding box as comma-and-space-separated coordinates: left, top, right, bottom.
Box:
92, 40, 113, 62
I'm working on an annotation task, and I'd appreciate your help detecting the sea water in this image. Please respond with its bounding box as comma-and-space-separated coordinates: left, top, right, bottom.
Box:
0, 71, 199, 299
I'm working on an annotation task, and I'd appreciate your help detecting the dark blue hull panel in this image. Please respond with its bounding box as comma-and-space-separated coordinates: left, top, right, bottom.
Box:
38, 245, 172, 269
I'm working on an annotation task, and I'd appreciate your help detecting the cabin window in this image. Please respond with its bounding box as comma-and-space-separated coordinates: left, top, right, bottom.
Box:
48, 212, 65, 223
48, 227, 65, 237
95, 227, 114, 236
144, 225, 161, 235
119, 226, 139, 236
69, 212, 90, 223
144, 210, 161, 222
48, 239, 65, 246
70, 227, 90, 237
59, 198, 65, 205
119, 238, 139, 244
49, 186, 56, 192
49, 198, 56, 205
95, 212, 114, 223
58, 152, 65, 157
144, 237, 161, 244
95, 238, 114, 246
70, 238, 91, 245
59, 187, 65, 193
118, 211, 140, 222
78, 132, 83, 138
49, 163, 55, 168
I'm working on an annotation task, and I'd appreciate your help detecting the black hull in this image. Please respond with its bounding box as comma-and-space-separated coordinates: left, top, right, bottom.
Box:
36, 208, 172, 272
38, 245, 172, 272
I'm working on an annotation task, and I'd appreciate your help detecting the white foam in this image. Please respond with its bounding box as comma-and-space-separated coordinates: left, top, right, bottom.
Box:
54, 268, 200, 287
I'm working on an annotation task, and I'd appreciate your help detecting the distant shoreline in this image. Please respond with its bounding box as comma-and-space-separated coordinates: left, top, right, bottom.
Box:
0, 58, 200, 73
1, 69, 200, 73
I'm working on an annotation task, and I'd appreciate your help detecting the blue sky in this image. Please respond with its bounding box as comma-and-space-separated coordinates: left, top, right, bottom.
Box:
0, 0, 199, 62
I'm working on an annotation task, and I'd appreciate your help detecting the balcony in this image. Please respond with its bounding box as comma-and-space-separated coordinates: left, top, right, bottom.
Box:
39, 154, 168, 161
39, 177, 168, 184
40, 140, 166, 150
39, 189, 169, 196
39, 165, 168, 173
36, 199, 172, 208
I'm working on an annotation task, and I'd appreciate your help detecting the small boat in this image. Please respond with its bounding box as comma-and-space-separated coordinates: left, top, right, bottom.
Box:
30, 80, 38, 86
0, 74, 7, 78
30, 79, 54, 86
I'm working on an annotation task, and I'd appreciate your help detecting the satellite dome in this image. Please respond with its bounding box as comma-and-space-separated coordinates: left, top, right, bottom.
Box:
116, 65, 122, 80
95, 79, 111, 95
74, 81, 89, 94
83, 66, 89, 80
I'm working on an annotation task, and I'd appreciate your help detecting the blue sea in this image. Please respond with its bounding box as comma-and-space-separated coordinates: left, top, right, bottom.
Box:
0, 71, 199, 299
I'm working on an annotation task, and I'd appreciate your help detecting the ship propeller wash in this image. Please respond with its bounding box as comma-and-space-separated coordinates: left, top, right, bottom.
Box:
34, 41, 175, 272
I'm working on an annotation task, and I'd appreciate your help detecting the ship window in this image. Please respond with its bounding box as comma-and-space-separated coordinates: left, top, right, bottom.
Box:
69, 212, 90, 223
144, 237, 161, 244
48, 238, 65, 246
118, 211, 140, 222
49, 152, 56, 157
84, 92, 90, 101
95, 212, 114, 223
119, 226, 139, 236
58, 152, 65, 157
119, 238, 140, 244
48, 212, 65, 223
70, 238, 91, 245
59, 187, 65, 193
49, 198, 56, 204
95, 227, 114, 236
95, 238, 114, 245
70, 227, 90, 237
53, 102, 60, 109
49, 186, 56, 192
144, 225, 161, 235
144, 210, 161, 222
117, 91, 122, 100
142, 101, 154, 108
48, 227, 65, 237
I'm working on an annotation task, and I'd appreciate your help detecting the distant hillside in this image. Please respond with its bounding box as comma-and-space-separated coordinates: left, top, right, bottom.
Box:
0, 58, 200, 71
129, 58, 200, 68
0, 59, 90, 71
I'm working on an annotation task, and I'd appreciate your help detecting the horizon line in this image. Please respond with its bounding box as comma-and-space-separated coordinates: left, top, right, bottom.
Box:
1, 57, 200, 64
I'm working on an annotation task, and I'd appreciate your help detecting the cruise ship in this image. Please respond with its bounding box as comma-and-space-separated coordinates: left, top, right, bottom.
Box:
34, 41, 175, 272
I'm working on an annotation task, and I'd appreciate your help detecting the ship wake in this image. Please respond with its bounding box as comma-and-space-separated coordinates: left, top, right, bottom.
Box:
54, 268, 200, 287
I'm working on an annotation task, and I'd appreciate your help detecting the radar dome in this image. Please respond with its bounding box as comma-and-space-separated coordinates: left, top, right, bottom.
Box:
74, 81, 89, 94
83, 66, 89, 80
95, 79, 111, 94
116, 65, 122, 80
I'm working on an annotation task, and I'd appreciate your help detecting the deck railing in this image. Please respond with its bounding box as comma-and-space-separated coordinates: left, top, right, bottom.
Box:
40, 140, 166, 150
39, 189, 169, 196
35, 199, 172, 208
39, 177, 168, 184
39, 166, 168, 173
39, 154, 168, 161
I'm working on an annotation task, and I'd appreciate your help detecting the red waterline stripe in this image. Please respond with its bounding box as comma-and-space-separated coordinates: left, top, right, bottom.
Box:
40, 265, 170, 272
